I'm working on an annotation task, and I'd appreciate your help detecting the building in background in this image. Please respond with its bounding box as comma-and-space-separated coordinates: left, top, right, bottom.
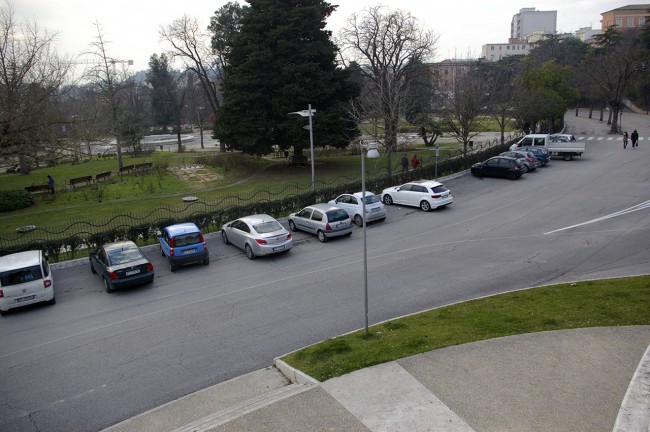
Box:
481, 40, 531, 62
601, 4, 649, 30
575, 27, 601, 43
511, 7, 557, 40
429, 59, 475, 94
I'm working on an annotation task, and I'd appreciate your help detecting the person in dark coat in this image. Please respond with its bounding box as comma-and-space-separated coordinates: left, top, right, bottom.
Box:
631, 129, 639, 148
623, 131, 628, 149
401, 153, 409, 173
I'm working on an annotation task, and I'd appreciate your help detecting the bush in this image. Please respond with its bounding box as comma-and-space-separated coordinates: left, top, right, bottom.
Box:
0, 190, 35, 213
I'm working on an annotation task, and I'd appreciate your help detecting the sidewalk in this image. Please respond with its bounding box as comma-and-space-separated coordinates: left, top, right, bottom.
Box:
103, 326, 650, 432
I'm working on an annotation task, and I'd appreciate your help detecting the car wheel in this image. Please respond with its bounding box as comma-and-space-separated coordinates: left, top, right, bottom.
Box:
353, 214, 363, 227
46, 296, 56, 306
507, 171, 517, 180
378, 217, 386, 222
169, 259, 177, 273
203, 255, 210, 265
245, 244, 256, 260
521, 164, 529, 173
317, 230, 328, 243
383, 195, 393, 205
0, 309, 7, 316
103, 277, 113, 293
344, 232, 352, 237
563, 154, 573, 161
222, 230, 230, 245
420, 201, 431, 212
473, 169, 483, 178
288, 220, 297, 231
90, 262, 96, 274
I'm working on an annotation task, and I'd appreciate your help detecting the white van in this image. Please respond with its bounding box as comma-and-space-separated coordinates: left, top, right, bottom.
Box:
0, 250, 55, 315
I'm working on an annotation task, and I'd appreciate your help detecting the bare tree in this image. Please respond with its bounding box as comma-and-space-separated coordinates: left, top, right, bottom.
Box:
441, 67, 490, 156
160, 15, 224, 151
337, 6, 437, 175
84, 21, 136, 170
0, 1, 71, 167
585, 27, 649, 134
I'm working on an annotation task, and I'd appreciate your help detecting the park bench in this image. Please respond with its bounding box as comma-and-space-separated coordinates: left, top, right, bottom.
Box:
95, 171, 112, 182
24, 184, 51, 194
69, 176, 92, 188
119, 165, 134, 174
134, 162, 152, 172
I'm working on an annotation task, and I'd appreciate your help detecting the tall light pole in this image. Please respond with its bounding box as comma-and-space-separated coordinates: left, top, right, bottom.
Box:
361, 141, 380, 336
289, 105, 317, 191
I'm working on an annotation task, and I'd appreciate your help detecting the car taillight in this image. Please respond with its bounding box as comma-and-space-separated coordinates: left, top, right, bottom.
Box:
43, 280, 52, 288
146, 263, 154, 272
169, 237, 175, 257
287, 233, 292, 239
525, 157, 533, 162
325, 223, 332, 231
0, 289, 3, 298
109, 271, 118, 280
199, 233, 207, 250
431, 194, 441, 199
255, 239, 268, 245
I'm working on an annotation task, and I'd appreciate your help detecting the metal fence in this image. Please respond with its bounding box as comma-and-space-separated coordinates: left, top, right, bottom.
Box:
0, 134, 521, 260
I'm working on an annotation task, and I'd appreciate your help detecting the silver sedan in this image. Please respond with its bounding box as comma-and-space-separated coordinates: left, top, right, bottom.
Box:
221, 214, 293, 260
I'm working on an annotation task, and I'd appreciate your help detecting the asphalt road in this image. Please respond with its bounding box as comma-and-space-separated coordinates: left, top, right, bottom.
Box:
1, 112, 649, 432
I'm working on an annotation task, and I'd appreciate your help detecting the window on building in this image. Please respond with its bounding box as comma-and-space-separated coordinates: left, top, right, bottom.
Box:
491, 46, 494, 50
507, 45, 510, 50
640, 17, 646, 26
628, 17, 634, 27
616, 17, 623, 26
444, 69, 448, 75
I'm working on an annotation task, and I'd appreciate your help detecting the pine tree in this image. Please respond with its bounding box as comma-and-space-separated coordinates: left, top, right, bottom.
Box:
215, 0, 359, 157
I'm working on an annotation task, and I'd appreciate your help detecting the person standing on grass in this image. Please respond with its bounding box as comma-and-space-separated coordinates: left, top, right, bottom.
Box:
631, 129, 639, 148
411, 153, 421, 170
47, 175, 55, 194
623, 131, 628, 149
401, 153, 409, 173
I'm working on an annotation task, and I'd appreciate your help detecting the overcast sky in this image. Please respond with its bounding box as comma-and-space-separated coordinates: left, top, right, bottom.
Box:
12, 0, 623, 72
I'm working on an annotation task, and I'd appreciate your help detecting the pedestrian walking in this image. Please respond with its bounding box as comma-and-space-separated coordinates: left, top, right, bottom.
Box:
623, 131, 628, 149
411, 153, 421, 170
47, 175, 55, 194
401, 153, 409, 173
631, 129, 639, 148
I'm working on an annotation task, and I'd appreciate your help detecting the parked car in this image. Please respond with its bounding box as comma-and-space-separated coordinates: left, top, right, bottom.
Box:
380, 180, 453, 212
327, 192, 387, 226
222, 214, 293, 260
517, 146, 550, 166
288, 204, 354, 242
159, 222, 209, 272
471, 156, 523, 180
89, 241, 154, 293
0, 250, 55, 315
500, 151, 540, 172
550, 133, 577, 142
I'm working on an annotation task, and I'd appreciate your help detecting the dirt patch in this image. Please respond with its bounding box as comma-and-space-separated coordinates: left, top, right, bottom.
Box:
169, 165, 224, 182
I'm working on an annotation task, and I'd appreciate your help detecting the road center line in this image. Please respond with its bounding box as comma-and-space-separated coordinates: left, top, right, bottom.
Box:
545, 200, 650, 235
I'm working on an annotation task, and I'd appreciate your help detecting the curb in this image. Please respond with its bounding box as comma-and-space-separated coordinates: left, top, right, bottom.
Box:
273, 357, 320, 385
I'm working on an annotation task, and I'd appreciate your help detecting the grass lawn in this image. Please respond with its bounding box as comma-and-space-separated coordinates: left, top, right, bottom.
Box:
282, 276, 650, 382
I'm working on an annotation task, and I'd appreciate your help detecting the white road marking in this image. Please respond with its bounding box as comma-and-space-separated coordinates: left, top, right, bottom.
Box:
545, 200, 650, 234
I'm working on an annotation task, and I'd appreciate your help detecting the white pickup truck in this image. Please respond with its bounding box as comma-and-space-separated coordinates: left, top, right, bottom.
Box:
510, 133, 585, 161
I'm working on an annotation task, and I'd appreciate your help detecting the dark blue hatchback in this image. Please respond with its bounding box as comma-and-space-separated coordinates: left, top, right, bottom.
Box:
159, 223, 210, 272
517, 146, 550, 166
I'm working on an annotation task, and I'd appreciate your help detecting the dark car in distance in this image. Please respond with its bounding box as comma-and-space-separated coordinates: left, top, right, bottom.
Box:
517, 146, 550, 166
471, 156, 523, 180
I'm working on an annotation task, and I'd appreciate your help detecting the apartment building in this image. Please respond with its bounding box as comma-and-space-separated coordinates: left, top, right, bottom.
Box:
511, 7, 557, 40
429, 59, 475, 93
481, 40, 532, 62
601, 4, 649, 30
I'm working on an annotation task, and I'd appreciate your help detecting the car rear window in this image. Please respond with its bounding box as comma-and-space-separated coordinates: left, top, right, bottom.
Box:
174, 233, 201, 247
326, 209, 349, 222
108, 248, 144, 265
431, 185, 449, 193
253, 221, 283, 234
0, 265, 43, 286
363, 195, 380, 204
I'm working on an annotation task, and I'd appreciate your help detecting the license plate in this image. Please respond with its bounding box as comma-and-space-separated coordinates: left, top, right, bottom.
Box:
16, 295, 36, 303
125, 269, 141, 276
272, 246, 285, 252
182, 249, 196, 255
371, 208, 380, 212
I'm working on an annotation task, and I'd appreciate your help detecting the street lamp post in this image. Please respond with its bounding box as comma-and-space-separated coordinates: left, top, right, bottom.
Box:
361, 141, 380, 336
289, 105, 317, 191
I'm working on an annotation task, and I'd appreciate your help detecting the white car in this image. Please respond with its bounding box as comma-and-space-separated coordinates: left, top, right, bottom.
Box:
381, 179, 453, 212
288, 204, 354, 242
0, 250, 55, 315
327, 192, 387, 226
222, 214, 293, 260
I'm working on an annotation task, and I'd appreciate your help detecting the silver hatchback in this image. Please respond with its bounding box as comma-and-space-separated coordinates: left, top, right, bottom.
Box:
288, 204, 354, 242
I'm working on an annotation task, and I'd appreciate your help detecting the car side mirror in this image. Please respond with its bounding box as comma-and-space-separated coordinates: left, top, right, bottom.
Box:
395, 187, 401, 191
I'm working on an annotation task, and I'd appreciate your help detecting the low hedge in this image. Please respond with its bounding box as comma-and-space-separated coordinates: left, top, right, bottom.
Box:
0, 190, 35, 213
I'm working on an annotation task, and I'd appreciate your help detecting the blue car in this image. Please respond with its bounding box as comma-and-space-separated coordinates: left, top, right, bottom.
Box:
159, 223, 209, 272
517, 146, 550, 166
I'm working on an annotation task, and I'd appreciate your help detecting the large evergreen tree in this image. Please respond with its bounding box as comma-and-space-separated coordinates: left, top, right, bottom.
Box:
215, 0, 359, 157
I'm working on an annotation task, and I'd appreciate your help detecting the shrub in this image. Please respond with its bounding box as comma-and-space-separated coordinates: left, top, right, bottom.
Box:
0, 190, 35, 213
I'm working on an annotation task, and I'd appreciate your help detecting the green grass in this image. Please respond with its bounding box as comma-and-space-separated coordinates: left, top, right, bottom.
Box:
282, 276, 650, 382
